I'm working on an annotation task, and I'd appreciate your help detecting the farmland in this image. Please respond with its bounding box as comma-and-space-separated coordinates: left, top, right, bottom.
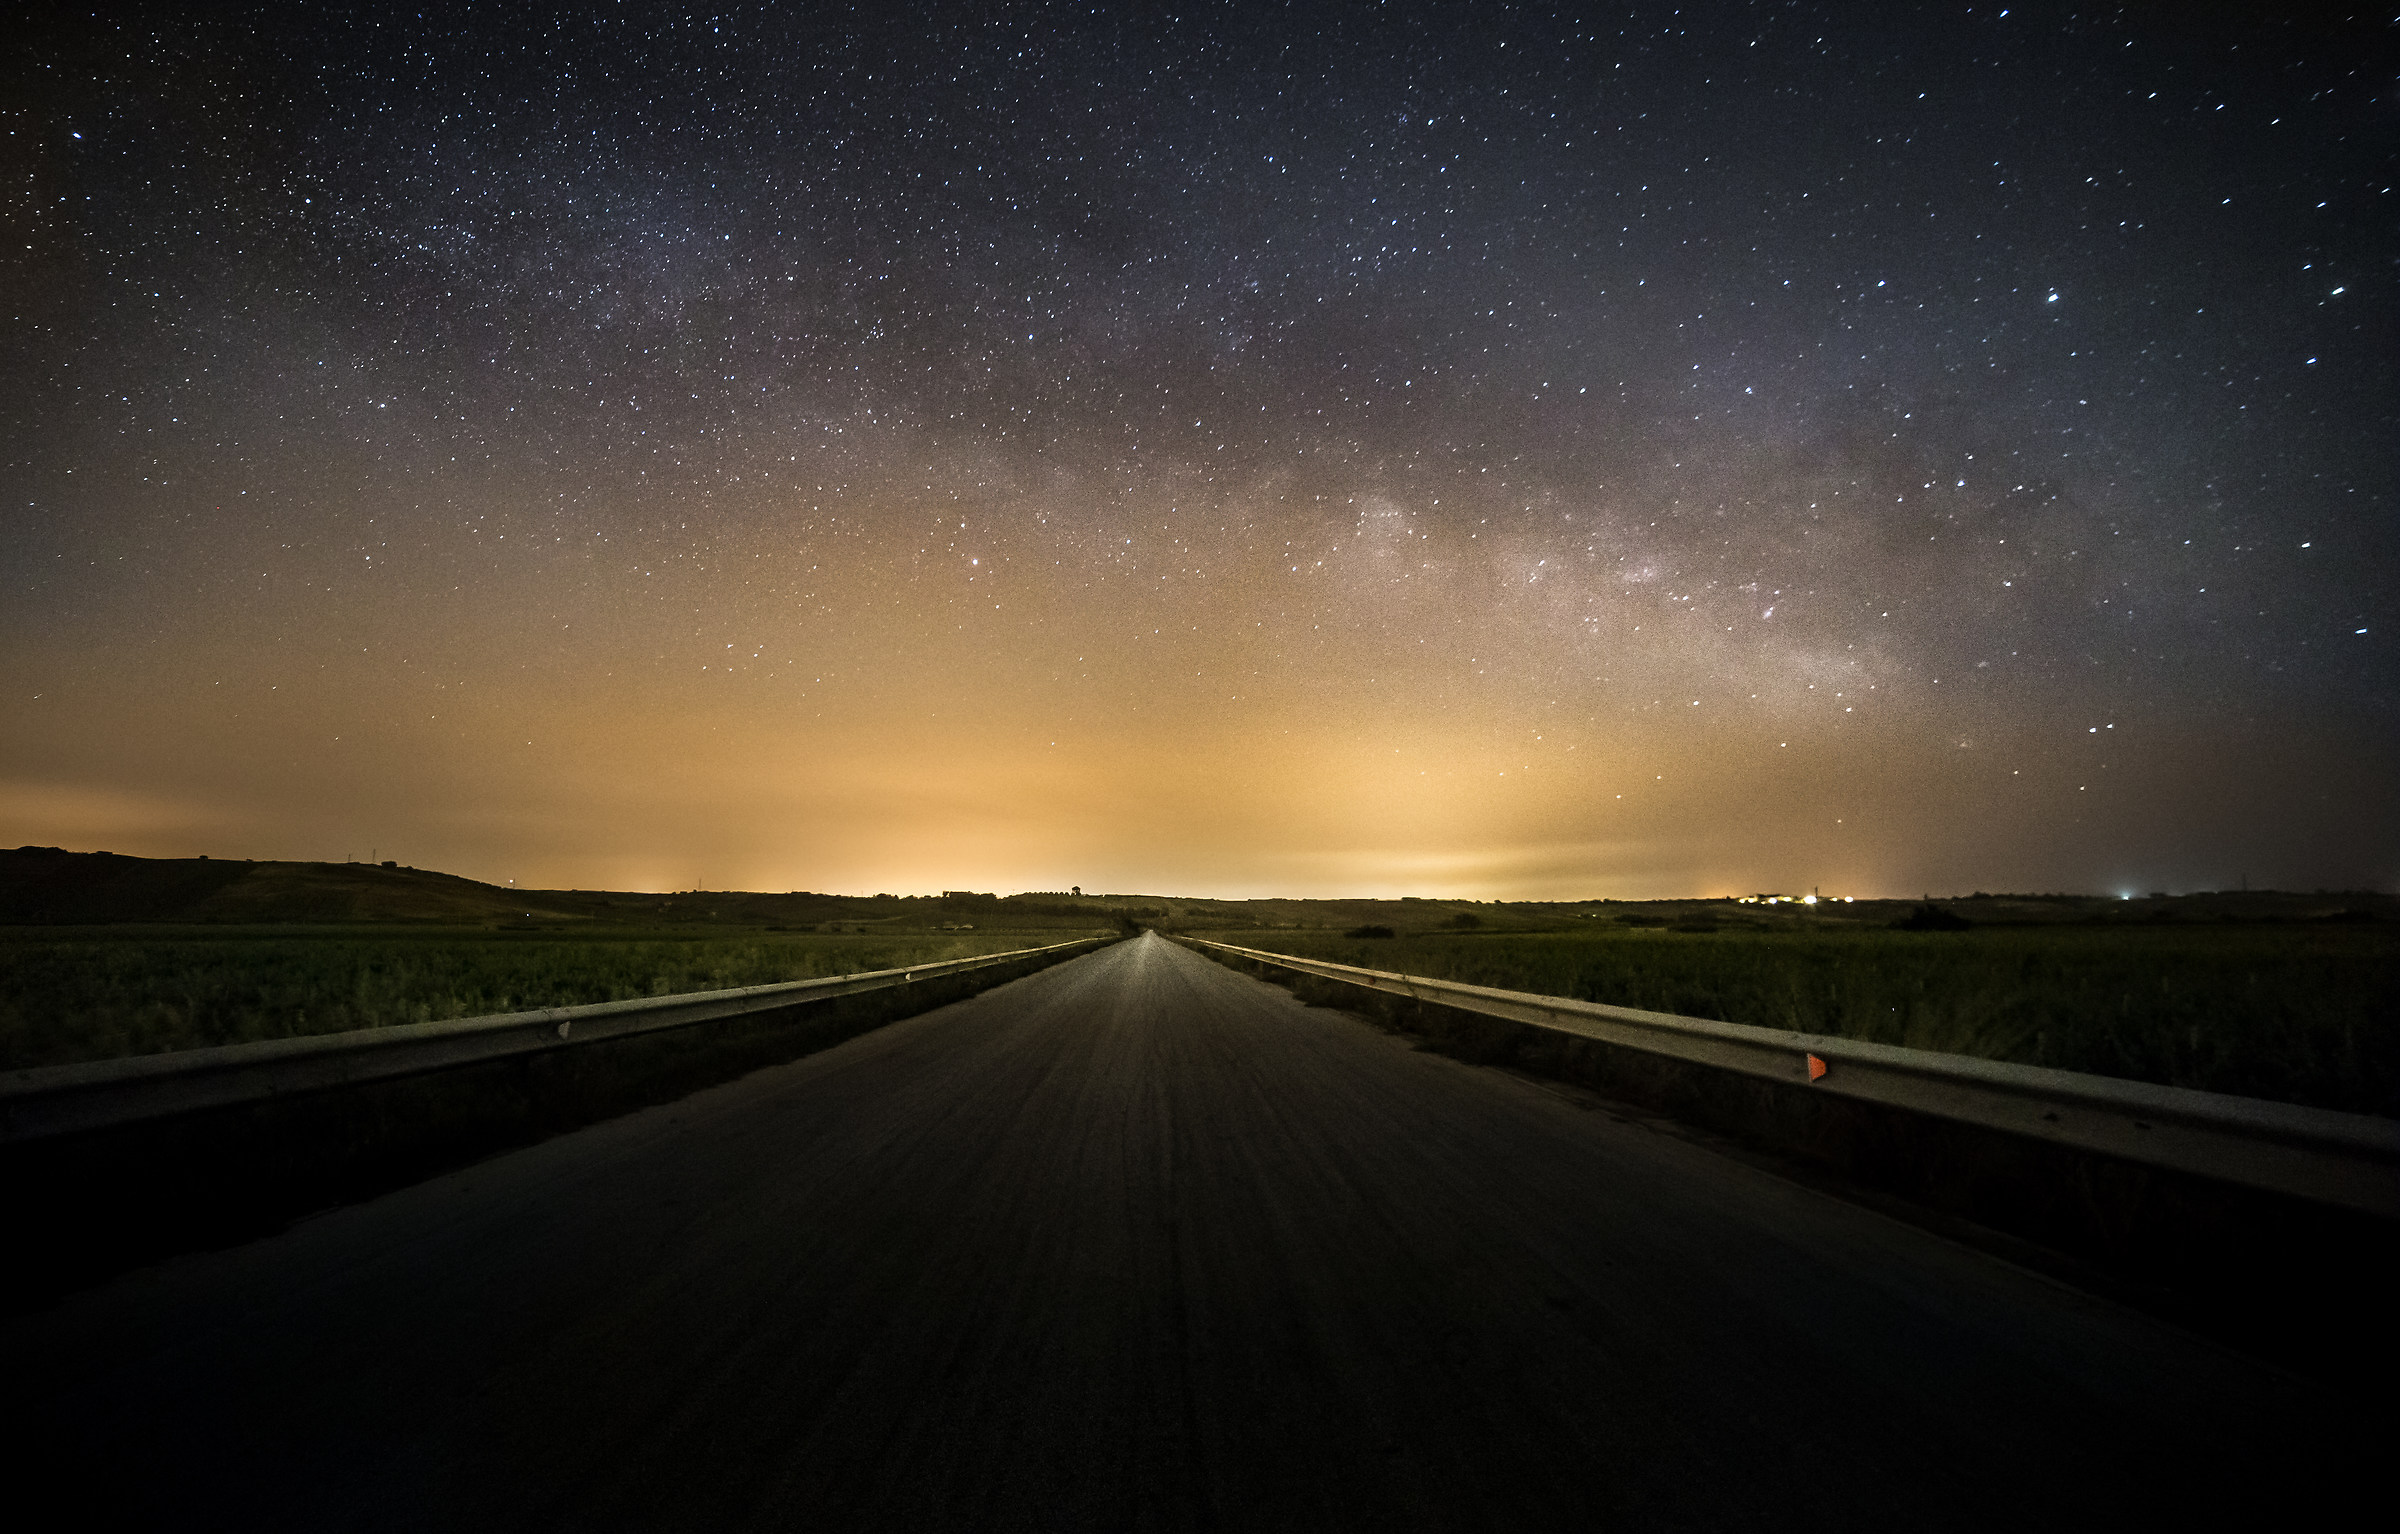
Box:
1210, 921, 2400, 1117
4, 847, 2392, 1111
0, 927, 1076, 1070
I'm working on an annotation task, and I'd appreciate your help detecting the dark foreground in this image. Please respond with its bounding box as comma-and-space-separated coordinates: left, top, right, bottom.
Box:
2, 933, 2372, 1530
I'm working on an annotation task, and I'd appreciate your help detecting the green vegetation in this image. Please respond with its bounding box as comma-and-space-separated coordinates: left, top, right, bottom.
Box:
0, 928, 1066, 1070
8, 846, 2391, 1111
1219, 924, 2400, 1116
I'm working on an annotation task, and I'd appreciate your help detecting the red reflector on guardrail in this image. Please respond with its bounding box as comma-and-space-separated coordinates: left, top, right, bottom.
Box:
1807, 1054, 1829, 1081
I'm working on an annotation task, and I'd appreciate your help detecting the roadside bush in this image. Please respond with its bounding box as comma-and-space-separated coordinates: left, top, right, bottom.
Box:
1210, 924, 2400, 1115
1893, 905, 1973, 932
0, 930, 1047, 1069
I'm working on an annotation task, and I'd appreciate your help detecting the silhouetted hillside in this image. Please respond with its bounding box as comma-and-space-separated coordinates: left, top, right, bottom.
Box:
0, 848, 255, 924
1, 848, 969, 928
0, 848, 594, 925
6, 846, 2386, 930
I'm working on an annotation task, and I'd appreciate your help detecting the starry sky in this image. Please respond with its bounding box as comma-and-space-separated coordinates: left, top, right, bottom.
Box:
5, 1, 2394, 899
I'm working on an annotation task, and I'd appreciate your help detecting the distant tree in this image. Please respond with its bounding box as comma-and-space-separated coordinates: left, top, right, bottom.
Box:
1344, 924, 1396, 939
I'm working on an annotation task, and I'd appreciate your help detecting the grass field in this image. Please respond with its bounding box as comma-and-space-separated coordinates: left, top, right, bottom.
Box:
0, 927, 1088, 1070
1217, 923, 2400, 1116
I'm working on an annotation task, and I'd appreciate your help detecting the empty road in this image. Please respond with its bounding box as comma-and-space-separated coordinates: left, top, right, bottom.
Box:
2, 932, 2371, 1529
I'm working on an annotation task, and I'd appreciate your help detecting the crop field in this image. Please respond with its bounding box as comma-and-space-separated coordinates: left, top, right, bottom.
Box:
1218, 923, 2400, 1116
0, 927, 1080, 1071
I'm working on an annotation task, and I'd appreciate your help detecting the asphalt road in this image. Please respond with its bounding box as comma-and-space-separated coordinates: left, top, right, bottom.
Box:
3, 932, 2372, 1530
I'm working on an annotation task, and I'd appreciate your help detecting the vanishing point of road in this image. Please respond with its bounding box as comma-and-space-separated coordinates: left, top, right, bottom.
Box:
2, 933, 2371, 1529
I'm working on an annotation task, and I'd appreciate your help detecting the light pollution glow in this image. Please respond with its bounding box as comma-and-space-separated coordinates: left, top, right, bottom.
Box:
4, 5, 2392, 898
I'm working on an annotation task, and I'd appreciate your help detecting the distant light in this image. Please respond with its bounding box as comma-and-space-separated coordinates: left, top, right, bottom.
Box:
2045, 292, 2059, 303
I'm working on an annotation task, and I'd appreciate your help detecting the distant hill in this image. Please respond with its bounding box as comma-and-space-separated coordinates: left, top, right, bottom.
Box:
0, 847, 972, 928
4, 846, 2384, 929
0, 847, 596, 926
0, 847, 257, 924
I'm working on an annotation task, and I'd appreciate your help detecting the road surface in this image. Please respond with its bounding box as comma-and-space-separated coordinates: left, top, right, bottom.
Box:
2, 932, 2371, 1529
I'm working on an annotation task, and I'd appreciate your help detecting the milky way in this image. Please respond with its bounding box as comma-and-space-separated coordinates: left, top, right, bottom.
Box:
5, 3, 2393, 897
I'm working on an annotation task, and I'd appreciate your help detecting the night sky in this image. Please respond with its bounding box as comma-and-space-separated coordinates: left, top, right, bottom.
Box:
6, 2, 2394, 899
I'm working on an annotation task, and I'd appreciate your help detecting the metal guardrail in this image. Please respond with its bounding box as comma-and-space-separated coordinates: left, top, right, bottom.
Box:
0, 937, 1107, 1145
1179, 937, 2400, 1219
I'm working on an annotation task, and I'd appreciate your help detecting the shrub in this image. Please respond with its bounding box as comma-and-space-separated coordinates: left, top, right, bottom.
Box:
0, 930, 1041, 1069
1893, 905, 1972, 932
1211, 923, 2400, 1114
